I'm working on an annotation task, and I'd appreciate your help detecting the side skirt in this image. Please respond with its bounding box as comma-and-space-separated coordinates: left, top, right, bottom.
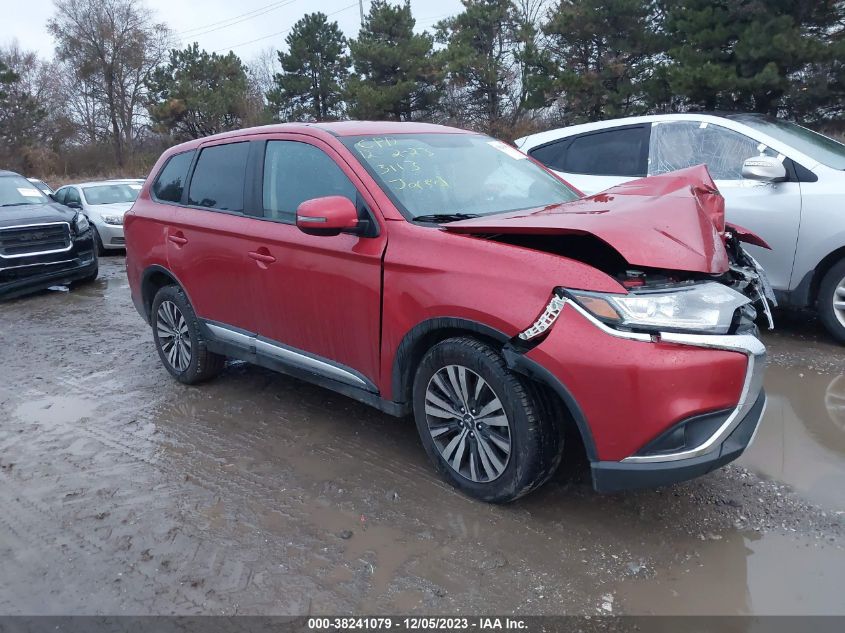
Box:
200, 320, 409, 418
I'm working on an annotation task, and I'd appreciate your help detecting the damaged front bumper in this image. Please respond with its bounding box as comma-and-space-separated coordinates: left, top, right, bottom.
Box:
591, 330, 766, 492
505, 296, 767, 493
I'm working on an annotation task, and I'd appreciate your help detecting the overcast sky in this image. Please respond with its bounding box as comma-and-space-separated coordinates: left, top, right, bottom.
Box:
3, 0, 465, 63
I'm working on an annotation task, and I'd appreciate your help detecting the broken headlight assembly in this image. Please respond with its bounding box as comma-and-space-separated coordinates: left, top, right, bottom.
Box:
519, 282, 752, 341
567, 282, 751, 335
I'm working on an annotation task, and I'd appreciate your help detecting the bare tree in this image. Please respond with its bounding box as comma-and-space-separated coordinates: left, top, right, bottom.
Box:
48, 0, 171, 167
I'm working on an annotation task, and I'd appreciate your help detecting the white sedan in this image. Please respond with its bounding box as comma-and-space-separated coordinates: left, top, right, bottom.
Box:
53, 180, 143, 255
517, 113, 845, 343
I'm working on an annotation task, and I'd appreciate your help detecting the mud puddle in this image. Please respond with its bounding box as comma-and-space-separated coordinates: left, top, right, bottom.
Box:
741, 366, 845, 509
615, 530, 845, 615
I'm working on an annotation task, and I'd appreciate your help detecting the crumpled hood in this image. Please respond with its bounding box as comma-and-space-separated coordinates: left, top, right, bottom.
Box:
445, 165, 734, 274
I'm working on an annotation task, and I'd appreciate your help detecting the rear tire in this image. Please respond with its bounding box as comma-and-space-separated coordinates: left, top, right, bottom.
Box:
151, 285, 225, 384
818, 259, 845, 345
412, 337, 563, 503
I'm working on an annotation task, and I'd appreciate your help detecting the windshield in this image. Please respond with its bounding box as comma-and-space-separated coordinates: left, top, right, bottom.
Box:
731, 116, 845, 170
82, 183, 141, 205
342, 133, 580, 220
0, 175, 49, 207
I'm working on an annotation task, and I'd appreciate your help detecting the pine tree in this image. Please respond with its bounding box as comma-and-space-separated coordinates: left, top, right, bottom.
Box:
530, 0, 662, 123
147, 43, 250, 139
661, 0, 843, 116
267, 12, 349, 121
435, 0, 525, 133
347, 1, 439, 120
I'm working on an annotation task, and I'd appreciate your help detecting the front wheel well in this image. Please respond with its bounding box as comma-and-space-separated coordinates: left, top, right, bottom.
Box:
394, 320, 591, 461
393, 321, 506, 406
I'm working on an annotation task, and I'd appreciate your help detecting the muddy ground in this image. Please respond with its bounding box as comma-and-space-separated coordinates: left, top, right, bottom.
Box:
0, 256, 843, 616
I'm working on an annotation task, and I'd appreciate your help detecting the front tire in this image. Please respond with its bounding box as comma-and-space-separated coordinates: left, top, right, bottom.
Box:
818, 259, 845, 345
92, 226, 106, 257
412, 337, 563, 503
151, 285, 225, 384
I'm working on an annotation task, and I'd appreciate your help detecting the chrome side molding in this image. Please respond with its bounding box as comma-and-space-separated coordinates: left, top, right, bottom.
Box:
204, 321, 373, 391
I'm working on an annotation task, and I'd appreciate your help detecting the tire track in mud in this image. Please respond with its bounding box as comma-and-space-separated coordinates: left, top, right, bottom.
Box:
2, 379, 442, 610
0, 399, 325, 614
6, 368, 584, 612
0, 474, 209, 614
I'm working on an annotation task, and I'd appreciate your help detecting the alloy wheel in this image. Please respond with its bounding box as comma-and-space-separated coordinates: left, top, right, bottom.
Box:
834, 276, 845, 329
156, 300, 192, 372
424, 364, 511, 483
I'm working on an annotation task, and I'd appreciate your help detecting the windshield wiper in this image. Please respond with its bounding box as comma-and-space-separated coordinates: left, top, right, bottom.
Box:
413, 213, 480, 223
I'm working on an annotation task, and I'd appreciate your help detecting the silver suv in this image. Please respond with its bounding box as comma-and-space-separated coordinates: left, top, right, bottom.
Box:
517, 113, 845, 342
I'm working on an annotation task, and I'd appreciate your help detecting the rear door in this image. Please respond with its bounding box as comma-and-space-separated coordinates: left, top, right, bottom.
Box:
527, 124, 650, 195
164, 140, 263, 333
247, 135, 387, 386
647, 120, 802, 292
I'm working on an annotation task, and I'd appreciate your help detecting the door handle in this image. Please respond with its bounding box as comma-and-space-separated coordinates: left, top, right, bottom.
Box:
248, 250, 276, 265
168, 233, 188, 246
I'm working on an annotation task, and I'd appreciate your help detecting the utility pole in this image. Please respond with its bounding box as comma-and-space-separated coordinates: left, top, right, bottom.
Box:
359, 0, 365, 26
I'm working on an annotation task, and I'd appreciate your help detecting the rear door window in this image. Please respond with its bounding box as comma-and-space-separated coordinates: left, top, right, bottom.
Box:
152, 150, 195, 203
558, 126, 649, 177
262, 141, 357, 223
188, 143, 249, 212
527, 139, 571, 171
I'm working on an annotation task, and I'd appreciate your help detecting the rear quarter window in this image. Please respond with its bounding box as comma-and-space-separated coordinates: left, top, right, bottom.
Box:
152, 150, 195, 204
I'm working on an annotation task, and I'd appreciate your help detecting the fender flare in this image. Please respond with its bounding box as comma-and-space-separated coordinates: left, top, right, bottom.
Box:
391, 317, 510, 405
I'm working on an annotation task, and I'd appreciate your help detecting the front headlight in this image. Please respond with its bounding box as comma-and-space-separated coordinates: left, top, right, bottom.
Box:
102, 215, 124, 226
74, 213, 90, 233
568, 282, 750, 335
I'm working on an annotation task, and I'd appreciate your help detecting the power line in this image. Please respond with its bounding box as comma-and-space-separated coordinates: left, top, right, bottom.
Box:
178, 1, 296, 36
213, 1, 359, 54
178, 0, 301, 43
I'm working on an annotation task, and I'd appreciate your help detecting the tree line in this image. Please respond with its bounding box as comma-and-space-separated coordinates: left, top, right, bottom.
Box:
1, 0, 844, 179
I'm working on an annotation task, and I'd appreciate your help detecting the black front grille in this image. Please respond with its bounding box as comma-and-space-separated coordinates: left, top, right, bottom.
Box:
0, 223, 71, 257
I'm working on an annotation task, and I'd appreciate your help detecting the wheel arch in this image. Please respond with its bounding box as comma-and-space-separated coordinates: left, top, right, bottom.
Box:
140, 265, 186, 324
392, 317, 596, 461
809, 246, 845, 306
391, 318, 510, 407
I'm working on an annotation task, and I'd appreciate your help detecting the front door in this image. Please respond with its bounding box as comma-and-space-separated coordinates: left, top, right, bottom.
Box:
247, 136, 387, 386
648, 120, 802, 292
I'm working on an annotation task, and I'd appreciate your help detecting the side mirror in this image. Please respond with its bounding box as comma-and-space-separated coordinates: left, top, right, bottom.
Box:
742, 156, 787, 182
296, 196, 359, 236
66, 200, 82, 209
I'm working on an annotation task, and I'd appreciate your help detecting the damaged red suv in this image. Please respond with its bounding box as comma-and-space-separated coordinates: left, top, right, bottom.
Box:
125, 122, 769, 502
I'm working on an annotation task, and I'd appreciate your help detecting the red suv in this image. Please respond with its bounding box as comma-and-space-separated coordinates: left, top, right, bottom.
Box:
126, 122, 769, 502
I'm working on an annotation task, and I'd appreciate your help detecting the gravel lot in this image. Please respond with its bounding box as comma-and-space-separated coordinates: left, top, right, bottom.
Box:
0, 255, 843, 615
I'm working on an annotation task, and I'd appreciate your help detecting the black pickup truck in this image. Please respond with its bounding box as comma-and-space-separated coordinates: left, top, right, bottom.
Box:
1, 170, 98, 300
